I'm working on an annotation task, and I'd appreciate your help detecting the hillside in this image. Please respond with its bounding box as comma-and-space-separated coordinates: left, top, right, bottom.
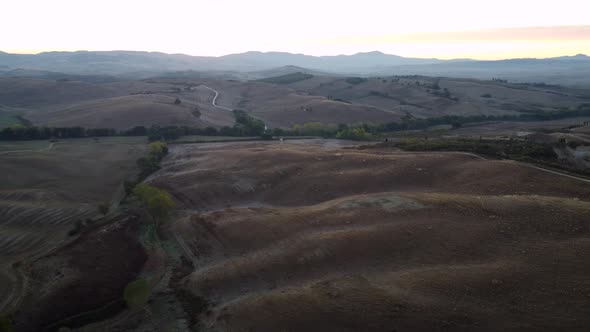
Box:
1, 74, 589, 130
138, 140, 590, 331
0, 137, 146, 314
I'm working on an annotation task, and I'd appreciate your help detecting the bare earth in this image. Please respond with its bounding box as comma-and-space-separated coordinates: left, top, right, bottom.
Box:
145, 140, 590, 331
0, 137, 146, 313
2, 75, 589, 130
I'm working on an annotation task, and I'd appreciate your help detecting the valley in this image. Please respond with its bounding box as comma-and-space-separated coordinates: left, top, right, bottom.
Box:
0, 51, 589, 332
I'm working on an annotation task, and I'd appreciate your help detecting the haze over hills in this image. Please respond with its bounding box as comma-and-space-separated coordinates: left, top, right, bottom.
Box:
1, 50, 590, 86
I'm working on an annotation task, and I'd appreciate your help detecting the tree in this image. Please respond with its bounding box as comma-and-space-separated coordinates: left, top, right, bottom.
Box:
123, 278, 151, 309
133, 183, 175, 223
260, 131, 273, 140
336, 127, 370, 141
148, 141, 168, 158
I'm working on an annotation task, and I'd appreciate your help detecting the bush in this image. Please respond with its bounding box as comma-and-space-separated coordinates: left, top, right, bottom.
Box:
260, 132, 273, 140
136, 141, 168, 180
336, 127, 371, 141
133, 183, 175, 222
148, 141, 168, 158
123, 278, 151, 309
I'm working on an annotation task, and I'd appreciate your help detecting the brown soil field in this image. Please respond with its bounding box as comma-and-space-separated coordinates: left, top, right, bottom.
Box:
30, 94, 205, 130
12, 213, 147, 331
283, 76, 590, 119
192, 79, 402, 128
145, 141, 590, 331
0, 137, 146, 313
4, 75, 588, 130
451, 117, 590, 138
0, 77, 236, 130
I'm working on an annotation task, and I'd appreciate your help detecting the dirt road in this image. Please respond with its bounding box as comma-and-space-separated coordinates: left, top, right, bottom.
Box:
200, 85, 233, 111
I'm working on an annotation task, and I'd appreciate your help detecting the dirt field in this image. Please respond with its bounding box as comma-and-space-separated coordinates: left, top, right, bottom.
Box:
144, 140, 590, 331
0, 78, 236, 130
3, 75, 589, 130
12, 213, 147, 331
0, 137, 146, 313
450, 117, 590, 138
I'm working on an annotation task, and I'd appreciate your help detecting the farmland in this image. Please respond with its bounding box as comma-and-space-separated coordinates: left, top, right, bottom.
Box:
129, 140, 590, 331
0, 137, 146, 313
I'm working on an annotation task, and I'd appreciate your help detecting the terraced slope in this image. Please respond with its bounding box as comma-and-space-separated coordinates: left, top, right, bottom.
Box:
146, 141, 590, 331
0, 137, 146, 313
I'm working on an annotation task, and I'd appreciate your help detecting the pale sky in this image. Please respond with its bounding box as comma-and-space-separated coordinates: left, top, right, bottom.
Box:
2, 0, 590, 59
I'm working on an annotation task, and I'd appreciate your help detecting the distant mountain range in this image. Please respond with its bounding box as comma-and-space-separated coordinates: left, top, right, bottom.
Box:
1, 50, 589, 86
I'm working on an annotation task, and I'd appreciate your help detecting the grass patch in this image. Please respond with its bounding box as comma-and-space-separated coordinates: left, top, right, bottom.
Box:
123, 278, 151, 309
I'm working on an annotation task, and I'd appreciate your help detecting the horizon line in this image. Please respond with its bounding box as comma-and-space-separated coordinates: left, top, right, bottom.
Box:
1, 49, 588, 62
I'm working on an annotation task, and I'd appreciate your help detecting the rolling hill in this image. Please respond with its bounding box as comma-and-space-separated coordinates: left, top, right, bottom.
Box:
1, 73, 589, 130
142, 140, 590, 331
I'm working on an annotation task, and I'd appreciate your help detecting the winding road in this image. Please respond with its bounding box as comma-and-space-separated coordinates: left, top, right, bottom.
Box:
200, 85, 233, 111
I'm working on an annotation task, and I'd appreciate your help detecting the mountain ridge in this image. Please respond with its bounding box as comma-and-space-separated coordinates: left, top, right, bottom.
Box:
1, 50, 590, 86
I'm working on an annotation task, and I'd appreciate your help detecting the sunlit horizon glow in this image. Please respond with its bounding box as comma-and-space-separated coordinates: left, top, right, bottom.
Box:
2, 0, 590, 60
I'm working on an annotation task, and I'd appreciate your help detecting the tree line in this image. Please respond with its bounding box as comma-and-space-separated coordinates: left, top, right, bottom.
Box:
2, 104, 589, 141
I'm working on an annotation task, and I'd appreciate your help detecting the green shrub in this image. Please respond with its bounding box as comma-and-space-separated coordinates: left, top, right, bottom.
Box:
123, 278, 151, 309
233, 110, 265, 136
133, 183, 175, 222
336, 127, 371, 141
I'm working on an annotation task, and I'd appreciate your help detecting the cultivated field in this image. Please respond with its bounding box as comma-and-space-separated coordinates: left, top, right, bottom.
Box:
2, 74, 589, 130
143, 140, 590, 331
0, 137, 146, 313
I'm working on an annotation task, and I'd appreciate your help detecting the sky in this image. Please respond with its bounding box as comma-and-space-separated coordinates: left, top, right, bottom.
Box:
2, 0, 589, 59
